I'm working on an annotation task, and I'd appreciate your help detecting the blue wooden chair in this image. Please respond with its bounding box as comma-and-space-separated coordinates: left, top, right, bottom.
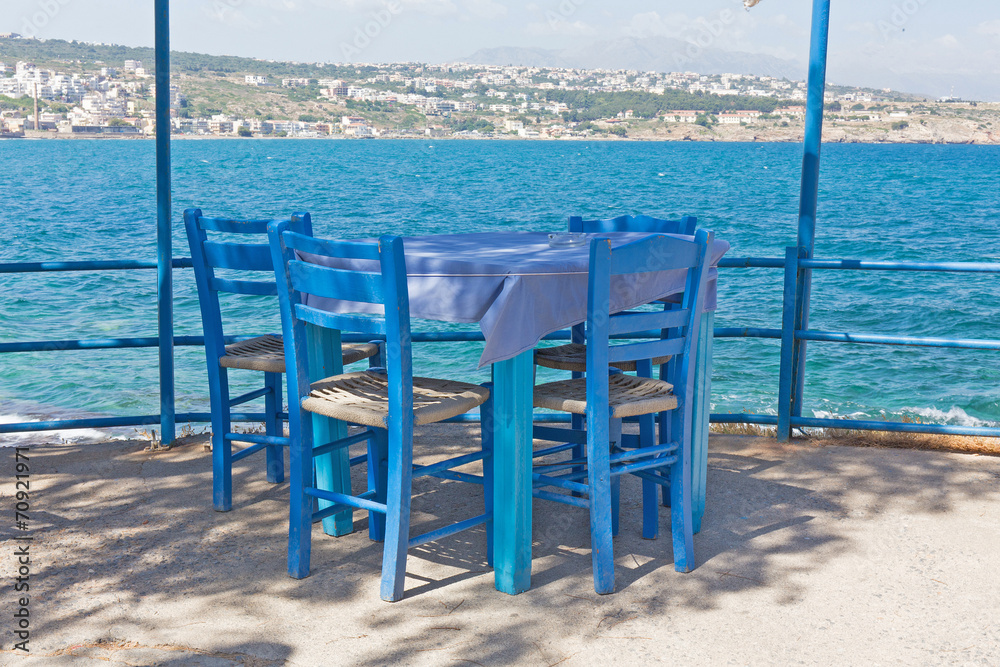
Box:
534, 214, 699, 507
531, 230, 713, 594
268, 222, 494, 602
535, 214, 697, 374
184, 209, 381, 512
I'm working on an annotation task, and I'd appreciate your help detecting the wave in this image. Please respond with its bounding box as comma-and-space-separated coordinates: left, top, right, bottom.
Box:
0, 402, 134, 447
810, 406, 998, 429
0, 414, 126, 446
901, 405, 998, 428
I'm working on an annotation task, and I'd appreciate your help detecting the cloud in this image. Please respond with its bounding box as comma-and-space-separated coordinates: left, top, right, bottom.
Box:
201, 2, 260, 27
461, 0, 506, 20
526, 17, 595, 36
309, 0, 457, 14
975, 19, 1000, 38
847, 21, 877, 35
934, 34, 959, 48
622, 11, 688, 39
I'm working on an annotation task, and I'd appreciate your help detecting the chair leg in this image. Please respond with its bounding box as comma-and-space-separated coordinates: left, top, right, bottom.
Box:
264, 372, 285, 484
669, 415, 695, 573
210, 367, 233, 512
380, 423, 414, 602
368, 429, 388, 542
480, 384, 495, 568
587, 419, 615, 595
639, 413, 659, 540
287, 414, 313, 579
570, 374, 586, 497
610, 418, 621, 538
642, 478, 659, 540
659, 359, 674, 509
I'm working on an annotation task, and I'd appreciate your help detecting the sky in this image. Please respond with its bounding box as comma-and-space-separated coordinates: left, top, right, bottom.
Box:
4, 0, 1000, 99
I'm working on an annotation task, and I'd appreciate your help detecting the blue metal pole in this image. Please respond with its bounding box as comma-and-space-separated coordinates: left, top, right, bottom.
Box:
786, 0, 832, 438
155, 0, 175, 445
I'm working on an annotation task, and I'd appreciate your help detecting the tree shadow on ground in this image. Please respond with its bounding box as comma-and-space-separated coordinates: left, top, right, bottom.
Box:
2, 425, 999, 665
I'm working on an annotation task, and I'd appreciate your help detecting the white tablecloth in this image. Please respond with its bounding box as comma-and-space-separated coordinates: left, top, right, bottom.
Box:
301, 231, 729, 367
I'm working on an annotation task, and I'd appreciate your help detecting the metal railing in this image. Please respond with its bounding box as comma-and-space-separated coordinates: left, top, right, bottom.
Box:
3, 252, 998, 441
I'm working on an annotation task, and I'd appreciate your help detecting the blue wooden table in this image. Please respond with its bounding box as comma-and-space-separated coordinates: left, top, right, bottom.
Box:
300, 232, 726, 594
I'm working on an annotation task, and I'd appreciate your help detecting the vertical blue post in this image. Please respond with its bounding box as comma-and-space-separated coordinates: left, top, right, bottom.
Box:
155, 0, 175, 445
784, 0, 831, 440
690, 311, 713, 533
778, 246, 802, 440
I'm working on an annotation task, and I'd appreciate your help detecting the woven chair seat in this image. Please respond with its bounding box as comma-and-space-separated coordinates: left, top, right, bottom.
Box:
302, 370, 490, 428
220, 335, 379, 374
533, 374, 677, 419
535, 343, 672, 373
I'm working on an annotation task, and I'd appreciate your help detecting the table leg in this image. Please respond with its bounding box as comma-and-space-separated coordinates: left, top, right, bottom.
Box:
492, 350, 534, 595
305, 323, 353, 537
690, 311, 714, 534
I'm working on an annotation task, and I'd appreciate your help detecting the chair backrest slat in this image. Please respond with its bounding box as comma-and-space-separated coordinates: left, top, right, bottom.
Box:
608, 337, 684, 365
288, 260, 384, 304
203, 241, 274, 271
570, 214, 697, 235
282, 231, 381, 262
294, 304, 387, 336
609, 235, 699, 275
269, 221, 413, 416
607, 308, 689, 336
184, 208, 313, 365
197, 217, 275, 234
586, 230, 713, 411
209, 277, 277, 297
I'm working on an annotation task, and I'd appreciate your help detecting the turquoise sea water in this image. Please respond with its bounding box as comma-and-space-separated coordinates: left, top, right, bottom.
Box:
1, 139, 999, 441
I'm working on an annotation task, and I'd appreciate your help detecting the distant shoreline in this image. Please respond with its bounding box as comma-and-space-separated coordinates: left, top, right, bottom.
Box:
11, 132, 1000, 145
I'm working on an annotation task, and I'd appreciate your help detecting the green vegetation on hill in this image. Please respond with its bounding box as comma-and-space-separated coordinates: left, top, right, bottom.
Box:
545, 89, 790, 122
0, 37, 360, 79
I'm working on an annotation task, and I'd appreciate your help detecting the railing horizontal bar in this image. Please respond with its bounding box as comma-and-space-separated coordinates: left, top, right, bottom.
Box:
345, 330, 672, 345
717, 257, 786, 268
710, 414, 779, 425
714, 327, 782, 339
797, 330, 1000, 350
791, 416, 1000, 438
0, 258, 194, 273
800, 259, 1000, 273
0, 335, 266, 354
0, 414, 164, 434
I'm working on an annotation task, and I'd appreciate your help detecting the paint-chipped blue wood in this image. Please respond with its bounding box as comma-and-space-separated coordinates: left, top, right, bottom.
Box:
270, 226, 493, 601
532, 231, 713, 594
492, 350, 534, 595
778, 246, 802, 441
154, 0, 173, 445
184, 209, 311, 512
690, 311, 713, 534
783, 0, 832, 442
569, 214, 697, 235
305, 323, 353, 537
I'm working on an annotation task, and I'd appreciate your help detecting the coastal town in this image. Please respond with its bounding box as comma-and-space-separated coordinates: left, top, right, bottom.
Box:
1, 35, 997, 143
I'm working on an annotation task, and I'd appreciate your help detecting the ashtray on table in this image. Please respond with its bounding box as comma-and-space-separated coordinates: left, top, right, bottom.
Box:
547, 233, 588, 248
